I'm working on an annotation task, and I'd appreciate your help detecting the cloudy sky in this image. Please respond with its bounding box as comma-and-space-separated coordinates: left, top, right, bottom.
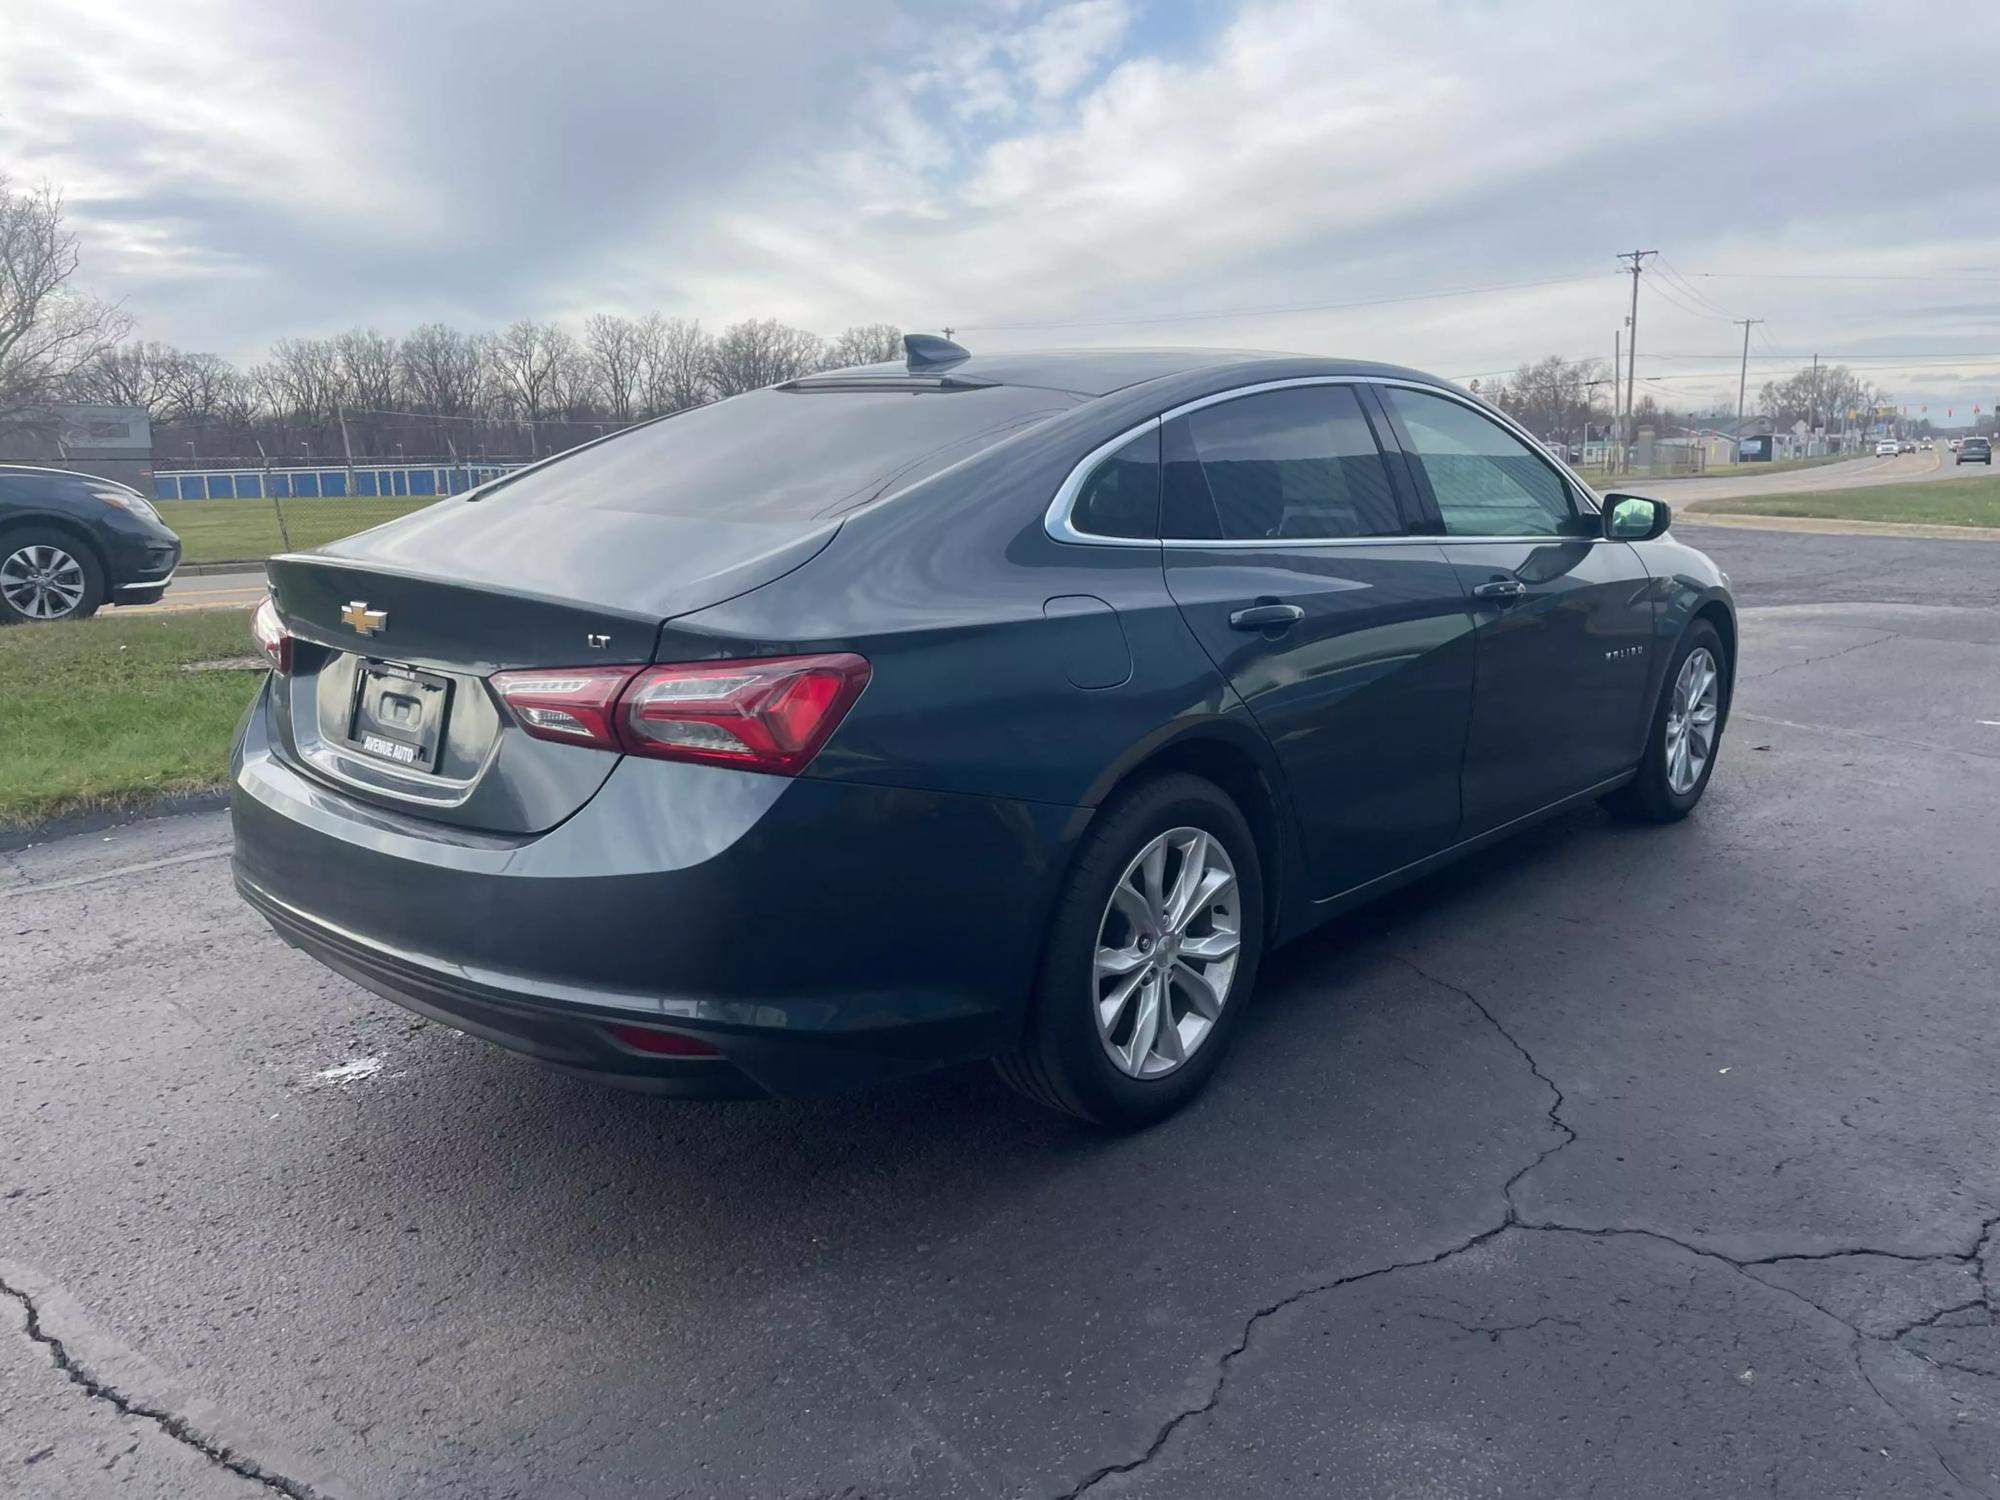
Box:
6, 0, 1998, 415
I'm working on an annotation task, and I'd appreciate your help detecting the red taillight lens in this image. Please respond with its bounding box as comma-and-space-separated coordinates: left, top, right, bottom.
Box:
489, 666, 635, 751
603, 1022, 722, 1057
620, 653, 870, 775
488, 653, 869, 775
250, 594, 290, 673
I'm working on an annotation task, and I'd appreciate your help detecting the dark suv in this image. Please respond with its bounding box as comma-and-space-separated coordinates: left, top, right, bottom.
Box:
1957, 436, 1992, 465
0, 465, 181, 622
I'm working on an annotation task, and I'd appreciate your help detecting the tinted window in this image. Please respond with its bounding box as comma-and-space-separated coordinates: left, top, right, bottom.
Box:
1070, 427, 1160, 540
478, 385, 1075, 521
1161, 385, 1401, 541
1380, 387, 1576, 537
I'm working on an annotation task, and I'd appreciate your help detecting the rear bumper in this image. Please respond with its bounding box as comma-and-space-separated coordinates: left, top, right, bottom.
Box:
230, 682, 1080, 1097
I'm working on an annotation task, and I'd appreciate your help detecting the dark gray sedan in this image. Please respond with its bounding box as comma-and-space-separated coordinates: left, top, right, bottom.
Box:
231, 341, 1734, 1127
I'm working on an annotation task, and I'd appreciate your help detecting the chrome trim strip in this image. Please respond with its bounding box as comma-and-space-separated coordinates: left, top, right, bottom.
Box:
116, 571, 176, 591
1043, 373, 1604, 550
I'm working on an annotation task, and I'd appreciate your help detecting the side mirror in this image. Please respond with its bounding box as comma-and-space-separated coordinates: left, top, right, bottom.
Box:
1603, 493, 1671, 542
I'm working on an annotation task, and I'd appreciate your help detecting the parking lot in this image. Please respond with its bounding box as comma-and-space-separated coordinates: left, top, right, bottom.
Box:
4, 521, 1997, 1499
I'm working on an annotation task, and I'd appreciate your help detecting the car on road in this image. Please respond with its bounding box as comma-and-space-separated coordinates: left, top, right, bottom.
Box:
1921, 439, 1933, 450
1949, 438, 1961, 452
1899, 440, 1915, 454
1958, 436, 1992, 465
1875, 439, 1901, 457
230, 342, 1737, 1127
0, 464, 182, 624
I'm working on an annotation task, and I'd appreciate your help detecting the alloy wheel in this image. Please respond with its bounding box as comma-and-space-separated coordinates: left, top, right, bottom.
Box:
1093, 826, 1242, 1078
0, 544, 87, 620
1664, 646, 1720, 796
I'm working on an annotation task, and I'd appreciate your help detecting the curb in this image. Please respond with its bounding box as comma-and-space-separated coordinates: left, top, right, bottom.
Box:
1680, 511, 2000, 542
0, 787, 230, 854
179, 561, 268, 576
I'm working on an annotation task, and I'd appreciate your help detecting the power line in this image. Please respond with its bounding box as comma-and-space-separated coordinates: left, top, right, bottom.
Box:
1655, 255, 1736, 319
1684, 269, 2000, 283
1645, 275, 1737, 324
950, 271, 1615, 331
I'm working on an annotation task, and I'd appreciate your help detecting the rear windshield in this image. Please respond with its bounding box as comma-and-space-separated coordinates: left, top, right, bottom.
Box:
476, 385, 1077, 521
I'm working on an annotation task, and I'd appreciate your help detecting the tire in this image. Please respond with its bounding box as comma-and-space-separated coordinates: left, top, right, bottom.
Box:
995, 772, 1265, 1128
1603, 620, 1729, 824
0, 528, 106, 624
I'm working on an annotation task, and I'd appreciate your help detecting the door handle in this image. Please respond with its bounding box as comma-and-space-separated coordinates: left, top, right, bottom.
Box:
1471, 578, 1528, 602
1228, 603, 1304, 630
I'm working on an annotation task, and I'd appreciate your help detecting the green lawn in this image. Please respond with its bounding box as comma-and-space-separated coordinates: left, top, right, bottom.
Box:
155, 496, 431, 565
1699, 471, 2000, 528
0, 608, 261, 826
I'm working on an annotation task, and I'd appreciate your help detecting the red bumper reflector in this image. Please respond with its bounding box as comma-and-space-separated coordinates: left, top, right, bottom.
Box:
603, 1022, 723, 1057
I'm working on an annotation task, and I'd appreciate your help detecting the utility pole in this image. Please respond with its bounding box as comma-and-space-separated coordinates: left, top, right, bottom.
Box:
1617, 250, 1656, 466
1810, 354, 1820, 451
1733, 318, 1763, 463
1612, 329, 1621, 471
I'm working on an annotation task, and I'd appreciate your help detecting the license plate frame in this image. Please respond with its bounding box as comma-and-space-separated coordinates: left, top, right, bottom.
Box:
348, 661, 452, 774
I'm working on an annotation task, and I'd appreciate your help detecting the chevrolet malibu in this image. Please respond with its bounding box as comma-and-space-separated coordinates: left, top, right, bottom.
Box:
232, 341, 1735, 1127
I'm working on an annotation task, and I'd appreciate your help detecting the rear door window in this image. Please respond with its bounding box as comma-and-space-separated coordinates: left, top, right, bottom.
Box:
1162, 385, 1404, 542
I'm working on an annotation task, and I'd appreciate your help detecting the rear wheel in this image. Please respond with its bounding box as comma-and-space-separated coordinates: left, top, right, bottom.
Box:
996, 773, 1264, 1127
0, 529, 105, 623
1604, 621, 1728, 824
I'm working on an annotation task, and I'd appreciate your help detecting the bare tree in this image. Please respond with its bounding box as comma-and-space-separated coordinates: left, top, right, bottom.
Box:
636, 314, 713, 413
1486, 354, 1607, 447
822, 322, 903, 370
583, 313, 643, 423
158, 351, 241, 452
69, 341, 182, 416
400, 323, 488, 414
0, 177, 133, 426
333, 328, 400, 415
709, 318, 824, 396
547, 329, 599, 421
490, 319, 569, 425
252, 336, 344, 453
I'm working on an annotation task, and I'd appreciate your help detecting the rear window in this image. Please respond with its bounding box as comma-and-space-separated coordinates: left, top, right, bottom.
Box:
476, 385, 1077, 521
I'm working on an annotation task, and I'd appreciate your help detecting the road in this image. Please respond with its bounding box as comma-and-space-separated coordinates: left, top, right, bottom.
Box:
126, 567, 266, 615
5, 522, 1998, 1499
1649, 445, 1961, 506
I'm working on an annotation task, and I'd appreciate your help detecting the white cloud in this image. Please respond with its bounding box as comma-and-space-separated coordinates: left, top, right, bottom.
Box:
2, 0, 1995, 408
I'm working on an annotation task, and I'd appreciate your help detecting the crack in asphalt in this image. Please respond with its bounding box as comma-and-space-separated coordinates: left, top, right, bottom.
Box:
1052, 959, 2000, 1500
0, 1275, 328, 1499
1737, 629, 1900, 681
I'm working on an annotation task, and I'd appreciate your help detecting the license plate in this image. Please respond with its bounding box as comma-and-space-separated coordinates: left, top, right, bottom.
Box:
349, 663, 451, 773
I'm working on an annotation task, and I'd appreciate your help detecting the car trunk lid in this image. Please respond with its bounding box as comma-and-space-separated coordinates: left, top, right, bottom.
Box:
263, 508, 838, 835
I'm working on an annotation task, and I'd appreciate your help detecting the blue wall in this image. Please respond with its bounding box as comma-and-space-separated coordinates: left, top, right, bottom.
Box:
153, 463, 520, 502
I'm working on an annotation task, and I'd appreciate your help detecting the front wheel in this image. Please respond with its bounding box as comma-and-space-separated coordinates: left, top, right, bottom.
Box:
996, 773, 1264, 1128
1603, 621, 1729, 824
0, 529, 105, 623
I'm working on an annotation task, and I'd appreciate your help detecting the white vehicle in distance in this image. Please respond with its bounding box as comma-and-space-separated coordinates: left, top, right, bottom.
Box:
1875, 439, 1900, 457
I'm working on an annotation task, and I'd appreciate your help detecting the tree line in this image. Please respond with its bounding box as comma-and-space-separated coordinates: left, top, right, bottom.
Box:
67, 316, 905, 464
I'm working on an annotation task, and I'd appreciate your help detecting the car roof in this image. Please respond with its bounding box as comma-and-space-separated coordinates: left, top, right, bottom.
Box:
821, 347, 1448, 398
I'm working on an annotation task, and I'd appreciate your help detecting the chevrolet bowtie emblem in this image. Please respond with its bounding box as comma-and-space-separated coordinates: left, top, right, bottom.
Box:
340, 601, 387, 635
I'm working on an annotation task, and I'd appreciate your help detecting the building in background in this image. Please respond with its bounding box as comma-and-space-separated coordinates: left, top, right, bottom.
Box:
0, 403, 152, 489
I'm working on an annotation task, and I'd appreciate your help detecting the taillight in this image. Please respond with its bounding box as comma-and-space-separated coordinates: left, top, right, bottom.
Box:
489, 652, 870, 776
489, 666, 633, 752
250, 594, 290, 673
621, 654, 870, 774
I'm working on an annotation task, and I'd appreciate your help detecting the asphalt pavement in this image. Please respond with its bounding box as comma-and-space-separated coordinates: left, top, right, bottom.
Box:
4, 521, 1998, 1499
